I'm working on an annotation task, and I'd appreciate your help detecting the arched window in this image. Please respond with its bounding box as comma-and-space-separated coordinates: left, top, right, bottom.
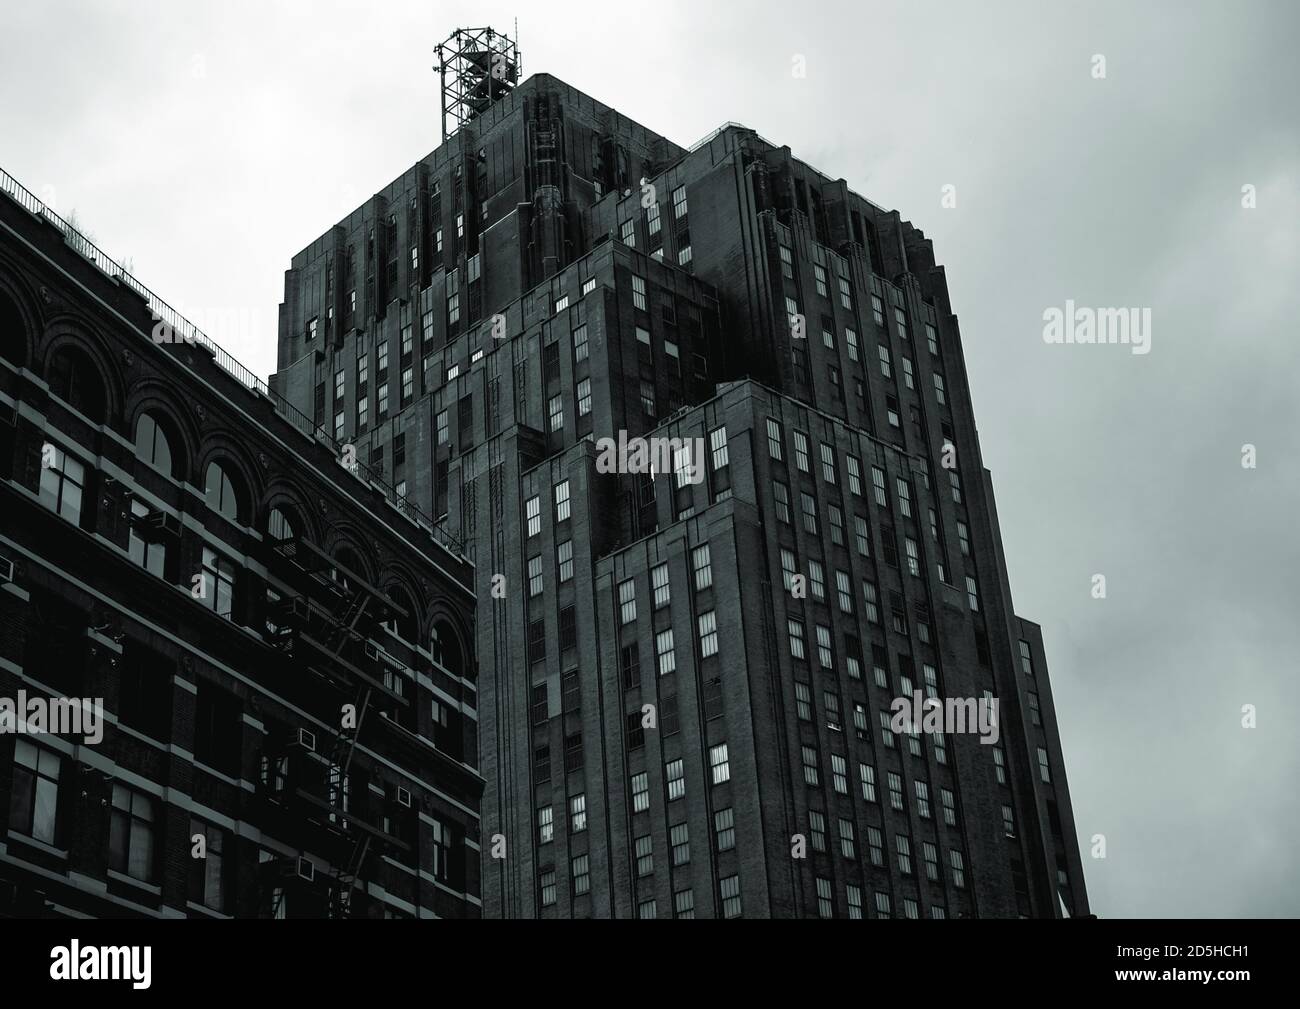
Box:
382, 588, 419, 644
0, 292, 26, 367
268, 507, 296, 542
48, 347, 106, 423
204, 461, 242, 522
431, 620, 465, 677
332, 546, 366, 592
134, 413, 175, 476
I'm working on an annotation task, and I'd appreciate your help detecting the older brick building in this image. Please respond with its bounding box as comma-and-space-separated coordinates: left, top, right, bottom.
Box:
273, 69, 1089, 918
0, 170, 481, 918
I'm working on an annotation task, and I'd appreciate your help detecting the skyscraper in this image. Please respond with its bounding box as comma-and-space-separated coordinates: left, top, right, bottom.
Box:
273, 60, 1089, 919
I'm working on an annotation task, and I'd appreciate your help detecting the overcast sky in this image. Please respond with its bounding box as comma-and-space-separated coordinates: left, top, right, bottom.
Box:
4, 0, 1297, 918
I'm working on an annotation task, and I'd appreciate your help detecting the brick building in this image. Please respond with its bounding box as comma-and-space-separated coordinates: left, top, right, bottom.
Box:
0, 169, 482, 918
272, 69, 1090, 918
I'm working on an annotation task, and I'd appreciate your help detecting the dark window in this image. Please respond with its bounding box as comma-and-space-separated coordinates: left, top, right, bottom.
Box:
626, 711, 645, 750
620, 644, 641, 690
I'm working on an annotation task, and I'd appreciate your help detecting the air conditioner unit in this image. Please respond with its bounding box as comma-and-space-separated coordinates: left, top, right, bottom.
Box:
144, 510, 182, 540
396, 787, 412, 808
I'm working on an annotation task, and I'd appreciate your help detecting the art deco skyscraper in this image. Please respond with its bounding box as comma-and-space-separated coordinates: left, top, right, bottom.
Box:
273, 47, 1089, 918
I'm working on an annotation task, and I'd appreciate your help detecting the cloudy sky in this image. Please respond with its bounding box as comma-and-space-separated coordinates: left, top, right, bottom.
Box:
4, 0, 1297, 917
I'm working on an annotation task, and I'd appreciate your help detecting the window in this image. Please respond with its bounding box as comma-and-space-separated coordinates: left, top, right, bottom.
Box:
835, 570, 853, 613
854, 515, 871, 557
966, 575, 980, 612
632, 772, 650, 813
831, 754, 848, 794
888, 771, 905, 811
766, 418, 784, 460
555, 480, 571, 522
548, 394, 564, 432
1038, 747, 1052, 783
787, 618, 806, 660
816, 624, 833, 668
709, 743, 730, 784
631, 274, 647, 311
651, 563, 670, 608
188, 819, 225, 910
862, 580, 880, 624
847, 885, 864, 920
127, 501, 166, 577
537, 806, 554, 845
575, 378, 592, 417
134, 414, 175, 476
950, 468, 963, 504
926, 322, 939, 354
671, 185, 688, 218
897, 834, 914, 875
620, 218, 635, 247
666, 758, 685, 801
614, 579, 636, 625
1019, 639, 1034, 676
795, 682, 813, 721
109, 784, 156, 882
942, 788, 957, 827
894, 306, 909, 340
902, 356, 915, 389
714, 807, 735, 850
829, 503, 845, 546
778, 244, 793, 279
793, 431, 810, 472
1002, 803, 1016, 837
200, 547, 236, 620
867, 826, 884, 866
621, 644, 641, 689
570, 793, 587, 833
573, 324, 589, 362
801, 745, 820, 786
719, 875, 742, 918
525, 495, 541, 536
774, 481, 791, 524
527, 555, 544, 597
698, 610, 719, 657
934, 373, 947, 405
674, 888, 695, 918
1028, 691, 1042, 726
8, 740, 60, 845
905, 538, 921, 577
950, 850, 966, 889
692, 544, 713, 591
816, 877, 833, 918
655, 629, 676, 677
809, 810, 826, 851
859, 762, 877, 802
878, 344, 892, 378
709, 427, 729, 471
670, 822, 690, 866
814, 264, 828, 297
838, 818, 856, 859
915, 780, 932, 819
557, 540, 574, 582
539, 869, 557, 907
923, 841, 940, 882
801, 492, 818, 535
819, 443, 837, 484
871, 466, 888, 507
572, 854, 591, 896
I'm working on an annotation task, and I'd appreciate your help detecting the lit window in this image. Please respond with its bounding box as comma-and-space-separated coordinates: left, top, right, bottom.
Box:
525, 495, 541, 536
714, 807, 735, 849
555, 480, 571, 522
651, 563, 670, 608
709, 743, 730, 785
576, 378, 592, 416
670, 822, 690, 866
618, 578, 637, 624
548, 394, 564, 432
766, 418, 784, 460
719, 874, 741, 918
671, 185, 687, 218
557, 540, 573, 582
692, 544, 713, 591
631, 772, 650, 813
698, 610, 719, 657
537, 806, 554, 845
666, 758, 685, 800
631, 274, 647, 311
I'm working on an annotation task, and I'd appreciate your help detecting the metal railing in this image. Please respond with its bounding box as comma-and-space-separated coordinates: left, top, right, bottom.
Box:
0, 166, 465, 559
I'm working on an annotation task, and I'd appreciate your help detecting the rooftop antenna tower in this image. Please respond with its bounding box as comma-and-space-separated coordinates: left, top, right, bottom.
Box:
434, 26, 522, 142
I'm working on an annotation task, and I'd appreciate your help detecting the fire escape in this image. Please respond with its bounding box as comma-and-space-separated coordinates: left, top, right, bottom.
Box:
261, 534, 415, 918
